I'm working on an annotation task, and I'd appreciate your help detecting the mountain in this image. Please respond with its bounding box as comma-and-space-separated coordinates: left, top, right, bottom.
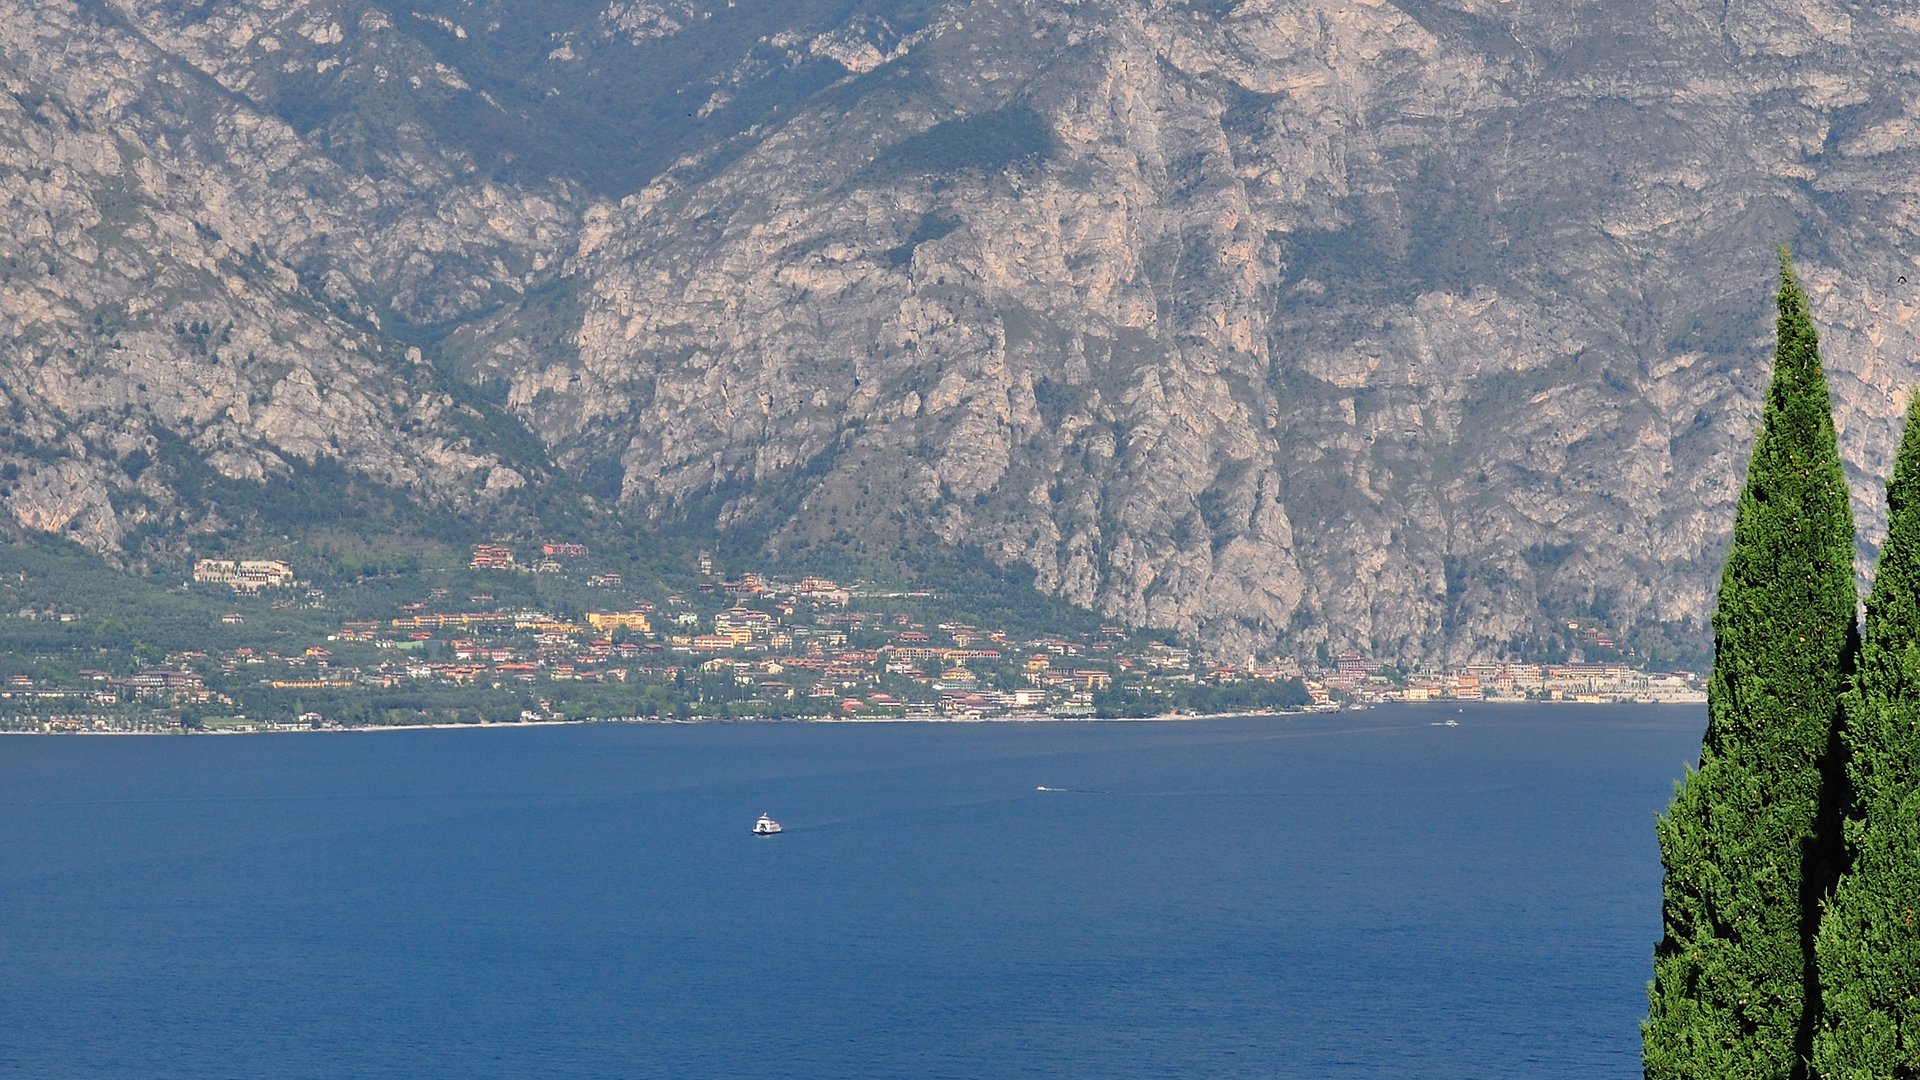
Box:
5, 0, 1920, 665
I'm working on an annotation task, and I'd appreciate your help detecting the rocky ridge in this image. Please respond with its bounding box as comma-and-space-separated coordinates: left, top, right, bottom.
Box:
9, 0, 1920, 664
0, 0, 577, 557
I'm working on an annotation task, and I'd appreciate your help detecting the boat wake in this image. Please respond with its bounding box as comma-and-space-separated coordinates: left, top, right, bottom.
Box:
775, 813, 865, 832
1034, 785, 1108, 795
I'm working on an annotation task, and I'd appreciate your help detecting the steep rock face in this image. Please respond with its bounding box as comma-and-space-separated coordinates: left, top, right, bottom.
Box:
0, 0, 571, 553
0, 0, 954, 556
464, 0, 1920, 663
10, 0, 1920, 664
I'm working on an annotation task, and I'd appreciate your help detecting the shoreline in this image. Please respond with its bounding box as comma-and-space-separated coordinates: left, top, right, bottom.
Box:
0, 698, 1705, 737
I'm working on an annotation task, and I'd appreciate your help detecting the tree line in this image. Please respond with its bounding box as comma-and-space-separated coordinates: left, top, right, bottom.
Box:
1645, 250, 1920, 1078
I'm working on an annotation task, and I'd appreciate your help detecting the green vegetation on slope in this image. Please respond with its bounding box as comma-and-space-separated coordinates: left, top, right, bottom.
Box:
861, 104, 1053, 182
0, 535, 337, 672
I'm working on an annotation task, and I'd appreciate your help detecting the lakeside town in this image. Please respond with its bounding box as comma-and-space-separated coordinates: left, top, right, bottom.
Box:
0, 543, 1706, 734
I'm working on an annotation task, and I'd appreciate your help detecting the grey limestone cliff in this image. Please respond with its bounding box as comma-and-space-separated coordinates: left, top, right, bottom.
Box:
8, 0, 1920, 664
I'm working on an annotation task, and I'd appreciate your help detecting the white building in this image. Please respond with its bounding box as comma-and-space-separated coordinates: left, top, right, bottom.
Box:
193, 559, 295, 591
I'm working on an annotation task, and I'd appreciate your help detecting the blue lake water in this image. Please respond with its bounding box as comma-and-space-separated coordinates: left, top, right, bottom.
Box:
0, 703, 1703, 1078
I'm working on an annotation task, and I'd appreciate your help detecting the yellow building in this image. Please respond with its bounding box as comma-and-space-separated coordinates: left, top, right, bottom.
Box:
585, 611, 654, 634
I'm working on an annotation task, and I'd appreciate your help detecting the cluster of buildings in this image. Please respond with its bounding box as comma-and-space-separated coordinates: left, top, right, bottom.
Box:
468, 542, 592, 573
3, 666, 209, 703
1318, 651, 1705, 705
3, 543, 1705, 733
342, 576, 1185, 719
0, 665, 216, 731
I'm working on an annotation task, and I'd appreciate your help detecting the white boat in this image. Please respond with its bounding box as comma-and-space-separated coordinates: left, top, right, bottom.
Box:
752, 813, 783, 836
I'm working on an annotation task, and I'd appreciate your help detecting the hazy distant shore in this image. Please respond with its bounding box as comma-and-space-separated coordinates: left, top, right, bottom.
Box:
1, 712, 1264, 736
0, 698, 1701, 737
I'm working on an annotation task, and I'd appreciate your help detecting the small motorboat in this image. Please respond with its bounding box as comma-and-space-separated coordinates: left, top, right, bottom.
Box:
753, 813, 783, 836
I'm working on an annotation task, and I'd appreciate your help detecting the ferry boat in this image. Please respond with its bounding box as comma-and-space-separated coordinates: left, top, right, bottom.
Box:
752, 813, 783, 836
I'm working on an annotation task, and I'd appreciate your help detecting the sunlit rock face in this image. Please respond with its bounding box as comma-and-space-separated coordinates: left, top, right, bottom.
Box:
6, 0, 1920, 663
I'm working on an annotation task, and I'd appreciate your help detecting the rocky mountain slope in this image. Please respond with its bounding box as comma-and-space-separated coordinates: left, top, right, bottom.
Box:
7, 0, 1920, 664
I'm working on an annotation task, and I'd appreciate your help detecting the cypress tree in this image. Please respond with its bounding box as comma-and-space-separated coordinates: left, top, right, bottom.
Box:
1645, 249, 1859, 1080
1812, 397, 1920, 1079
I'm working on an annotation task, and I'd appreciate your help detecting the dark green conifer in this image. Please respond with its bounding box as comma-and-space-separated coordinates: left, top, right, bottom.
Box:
1812, 397, 1920, 1079
1645, 249, 1859, 1080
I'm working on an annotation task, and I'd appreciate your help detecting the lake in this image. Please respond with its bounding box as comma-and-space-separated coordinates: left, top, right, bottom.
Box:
0, 703, 1703, 1078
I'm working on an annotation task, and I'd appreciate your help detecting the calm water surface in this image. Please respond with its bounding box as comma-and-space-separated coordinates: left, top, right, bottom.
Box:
0, 704, 1703, 1078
